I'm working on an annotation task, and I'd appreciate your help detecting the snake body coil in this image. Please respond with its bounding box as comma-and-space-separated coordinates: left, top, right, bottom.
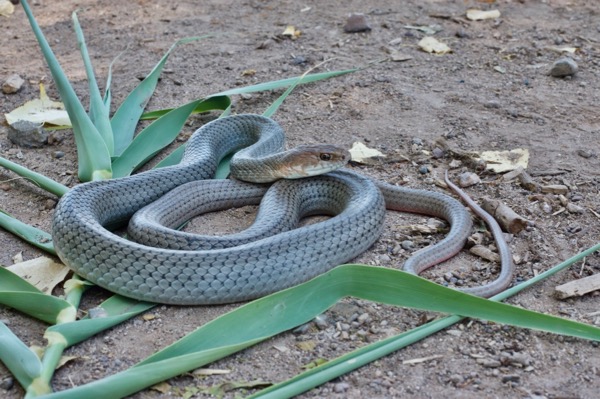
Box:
52, 114, 510, 305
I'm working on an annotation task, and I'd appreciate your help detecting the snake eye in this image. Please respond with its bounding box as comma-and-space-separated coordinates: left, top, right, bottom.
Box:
319, 153, 333, 161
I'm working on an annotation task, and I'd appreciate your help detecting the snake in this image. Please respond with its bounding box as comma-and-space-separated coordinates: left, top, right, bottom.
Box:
52, 114, 513, 305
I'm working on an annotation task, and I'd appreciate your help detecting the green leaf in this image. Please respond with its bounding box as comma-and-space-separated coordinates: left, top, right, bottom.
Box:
140, 95, 230, 120
21, 0, 112, 182
72, 11, 114, 155
0, 322, 43, 391
36, 263, 600, 398
0, 267, 73, 324
0, 210, 56, 255
110, 36, 211, 156
0, 292, 72, 325
110, 99, 202, 178
211, 69, 357, 97
48, 296, 154, 346
0, 156, 69, 197
251, 243, 600, 398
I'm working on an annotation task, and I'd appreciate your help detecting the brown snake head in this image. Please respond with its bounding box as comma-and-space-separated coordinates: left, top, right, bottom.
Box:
278, 144, 350, 179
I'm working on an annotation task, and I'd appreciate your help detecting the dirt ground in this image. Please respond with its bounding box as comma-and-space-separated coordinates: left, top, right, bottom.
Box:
1, 0, 599, 398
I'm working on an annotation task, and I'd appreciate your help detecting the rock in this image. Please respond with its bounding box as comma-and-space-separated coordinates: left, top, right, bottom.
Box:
400, 240, 414, 250
418, 165, 430, 174
7, 120, 48, 148
566, 202, 584, 214
0, 376, 14, 390
344, 13, 371, 33
577, 149, 595, 158
2, 74, 24, 94
549, 57, 578, 77
53, 151, 65, 159
458, 172, 480, 188
333, 382, 350, 393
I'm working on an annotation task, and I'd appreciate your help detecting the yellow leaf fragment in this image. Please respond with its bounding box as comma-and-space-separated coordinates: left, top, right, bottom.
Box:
418, 37, 451, 54
545, 46, 578, 54
7, 256, 70, 294
0, 0, 15, 17
282, 25, 301, 39
478, 148, 529, 173
56, 355, 79, 369
4, 84, 71, 126
151, 382, 172, 394
296, 340, 316, 351
349, 142, 385, 164
466, 9, 501, 21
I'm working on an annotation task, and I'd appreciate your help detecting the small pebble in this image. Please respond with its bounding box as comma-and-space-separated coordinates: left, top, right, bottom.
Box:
501, 374, 521, 383
411, 137, 423, 146
0, 376, 14, 390
2, 74, 24, 94
478, 358, 502, 368
43, 199, 57, 210
378, 254, 391, 263
577, 149, 595, 158
549, 57, 578, 77
431, 147, 444, 158
458, 172, 480, 188
418, 165, 430, 174
483, 100, 501, 109
333, 382, 350, 393
343, 13, 371, 33
53, 151, 65, 159
566, 202, 584, 214
400, 240, 414, 250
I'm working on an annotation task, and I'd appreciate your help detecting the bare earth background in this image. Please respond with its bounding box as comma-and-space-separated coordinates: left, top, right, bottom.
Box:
1, 1, 599, 398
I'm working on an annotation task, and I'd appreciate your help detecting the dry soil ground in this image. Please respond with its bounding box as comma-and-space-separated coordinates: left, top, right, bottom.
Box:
1, 1, 599, 398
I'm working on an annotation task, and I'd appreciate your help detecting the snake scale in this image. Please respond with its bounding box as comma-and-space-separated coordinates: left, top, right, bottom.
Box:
52, 114, 513, 305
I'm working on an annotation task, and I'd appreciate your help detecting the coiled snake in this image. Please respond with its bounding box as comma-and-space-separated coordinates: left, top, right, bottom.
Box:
52, 114, 513, 305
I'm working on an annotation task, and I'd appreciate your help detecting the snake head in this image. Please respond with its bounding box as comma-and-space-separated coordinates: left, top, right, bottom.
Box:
279, 144, 350, 179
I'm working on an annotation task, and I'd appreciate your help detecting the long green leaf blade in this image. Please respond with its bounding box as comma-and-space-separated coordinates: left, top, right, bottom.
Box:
212, 69, 357, 97
48, 297, 154, 346
72, 11, 114, 154
35, 264, 600, 398
251, 242, 600, 398
0, 156, 69, 197
139, 95, 230, 120
0, 211, 56, 255
20, 0, 112, 181
110, 36, 210, 156
110, 99, 201, 178
0, 322, 43, 391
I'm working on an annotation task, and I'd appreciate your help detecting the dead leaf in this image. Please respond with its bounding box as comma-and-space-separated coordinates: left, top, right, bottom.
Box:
478, 148, 529, 173
12, 251, 23, 264
282, 25, 301, 39
192, 368, 231, 376
7, 257, 70, 294
296, 340, 316, 351
151, 382, 172, 394
5, 84, 71, 126
349, 142, 385, 164
466, 9, 501, 21
0, 0, 15, 17
418, 37, 451, 54
56, 355, 79, 369
544, 46, 578, 54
